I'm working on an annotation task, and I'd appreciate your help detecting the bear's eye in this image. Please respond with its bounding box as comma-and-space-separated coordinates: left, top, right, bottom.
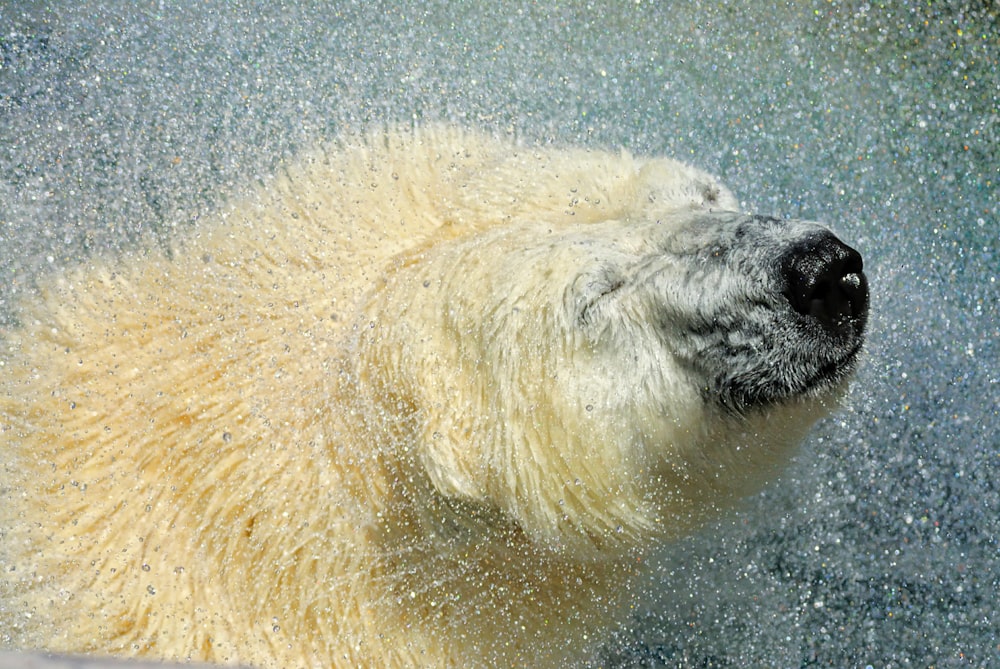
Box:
569, 269, 625, 330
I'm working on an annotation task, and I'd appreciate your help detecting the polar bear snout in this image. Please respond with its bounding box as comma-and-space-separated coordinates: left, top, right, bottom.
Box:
780, 231, 869, 336
661, 216, 870, 412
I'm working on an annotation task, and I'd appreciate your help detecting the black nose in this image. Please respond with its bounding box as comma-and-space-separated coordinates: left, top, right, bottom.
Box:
781, 232, 869, 332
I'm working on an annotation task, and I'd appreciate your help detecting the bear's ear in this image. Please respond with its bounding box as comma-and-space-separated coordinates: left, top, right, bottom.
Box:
637, 159, 740, 212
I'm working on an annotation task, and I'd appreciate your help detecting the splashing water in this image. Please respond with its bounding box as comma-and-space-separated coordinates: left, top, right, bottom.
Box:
1, 2, 996, 666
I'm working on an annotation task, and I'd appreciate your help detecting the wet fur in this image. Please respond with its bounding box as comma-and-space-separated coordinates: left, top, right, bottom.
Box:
2, 127, 859, 667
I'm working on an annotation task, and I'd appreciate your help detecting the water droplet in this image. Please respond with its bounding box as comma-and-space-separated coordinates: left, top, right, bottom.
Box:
142, 563, 151, 572
222, 431, 233, 443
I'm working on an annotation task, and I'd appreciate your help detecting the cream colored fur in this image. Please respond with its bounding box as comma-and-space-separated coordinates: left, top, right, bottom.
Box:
1, 128, 833, 667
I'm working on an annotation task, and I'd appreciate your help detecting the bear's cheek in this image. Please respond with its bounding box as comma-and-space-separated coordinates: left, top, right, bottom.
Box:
560, 337, 709, 461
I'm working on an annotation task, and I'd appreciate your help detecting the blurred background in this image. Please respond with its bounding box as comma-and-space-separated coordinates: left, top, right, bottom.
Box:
1, 1, 997, 666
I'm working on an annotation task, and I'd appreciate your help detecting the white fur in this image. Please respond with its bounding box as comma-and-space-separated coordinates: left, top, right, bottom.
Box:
1, 127, 843, 667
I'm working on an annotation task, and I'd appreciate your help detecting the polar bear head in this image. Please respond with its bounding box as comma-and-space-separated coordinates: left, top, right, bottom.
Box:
358, 160, 868, 558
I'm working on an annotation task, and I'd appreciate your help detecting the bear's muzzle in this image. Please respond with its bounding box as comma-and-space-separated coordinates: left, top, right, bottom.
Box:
780, 231, 869, 339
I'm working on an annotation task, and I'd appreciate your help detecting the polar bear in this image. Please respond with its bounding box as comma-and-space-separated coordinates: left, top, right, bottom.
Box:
0, 127, 868, 668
